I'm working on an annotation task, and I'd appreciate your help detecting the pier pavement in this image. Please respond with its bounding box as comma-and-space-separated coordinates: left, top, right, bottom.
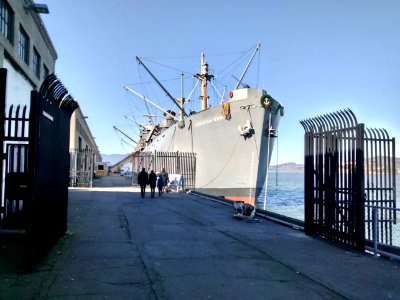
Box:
1, 174, 399, 299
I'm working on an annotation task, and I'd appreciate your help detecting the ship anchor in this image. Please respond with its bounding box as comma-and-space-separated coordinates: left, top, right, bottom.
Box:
238, 120, 254, 138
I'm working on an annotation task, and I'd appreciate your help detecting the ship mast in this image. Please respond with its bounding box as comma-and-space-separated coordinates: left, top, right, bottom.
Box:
136, 56, 188, 117
200, 53, 208, 111
113, 126, 137, 144
234, 43, 261, 90
196, 53, 213, 111
123, 86, 179, 121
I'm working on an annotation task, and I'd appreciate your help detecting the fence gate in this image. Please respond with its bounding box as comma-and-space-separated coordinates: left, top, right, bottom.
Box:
132, 151, 196, 190
300, 109, 365, 249
27, 75, 78, 251
0, 69, 30, 230
301, 109, 397, 251
0, 68, 78, 256
364, 128, 397, 254
69, 148, 94, 187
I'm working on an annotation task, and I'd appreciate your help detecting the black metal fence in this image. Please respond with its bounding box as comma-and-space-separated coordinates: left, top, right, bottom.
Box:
300, 109, 397, 253
132, 151, 196, 190
364, 128, 397, 254
1, 104, 30, 229
70, 148, 94, 187
0, 68, 78, 258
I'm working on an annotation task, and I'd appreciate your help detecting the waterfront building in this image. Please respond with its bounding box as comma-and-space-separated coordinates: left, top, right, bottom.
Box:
1, 0, 100, 163
0, 0, 55, 106
70, 107, 101, 164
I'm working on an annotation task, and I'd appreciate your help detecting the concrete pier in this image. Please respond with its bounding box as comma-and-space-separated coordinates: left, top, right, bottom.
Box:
1, 175, 399, 299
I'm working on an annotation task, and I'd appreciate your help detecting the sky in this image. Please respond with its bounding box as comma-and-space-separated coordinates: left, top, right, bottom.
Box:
40, 0, 400, 164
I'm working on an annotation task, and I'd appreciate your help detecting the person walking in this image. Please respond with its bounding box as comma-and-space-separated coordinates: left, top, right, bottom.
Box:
148, 170, 157, 198
160, 167, 169, 193
137, 168, 149, 198
157, 174, 164, 196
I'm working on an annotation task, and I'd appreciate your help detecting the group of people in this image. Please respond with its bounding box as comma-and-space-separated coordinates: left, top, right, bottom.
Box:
137, 167, 169, 198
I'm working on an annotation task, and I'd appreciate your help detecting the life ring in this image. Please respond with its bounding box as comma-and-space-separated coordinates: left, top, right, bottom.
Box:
260, 94, 273, 109
229, 91, 234, 98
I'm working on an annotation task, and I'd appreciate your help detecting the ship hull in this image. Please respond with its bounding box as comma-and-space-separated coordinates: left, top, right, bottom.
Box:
145, 88, 282, 204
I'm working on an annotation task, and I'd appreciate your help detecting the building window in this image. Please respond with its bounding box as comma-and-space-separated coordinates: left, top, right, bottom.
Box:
0, 0, 13, 43
33, 47, 41, 78
18, 26, 29, 64
43, 64, 49, 80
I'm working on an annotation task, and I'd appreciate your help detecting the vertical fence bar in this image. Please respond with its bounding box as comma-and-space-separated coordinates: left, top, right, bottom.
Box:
355, 123, 365, 249
377, 130, 386, 244
365, 130, 371, 239
373, 207, 378, 256
304, 132, 312, 234
26, 90, 40, 247
0, 69, 6, 222
392, 138, 397, 223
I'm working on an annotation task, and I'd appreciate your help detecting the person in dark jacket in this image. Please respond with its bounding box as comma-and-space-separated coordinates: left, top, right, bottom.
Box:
157, 174, 164, 196
159, 167, 169, 193
148, 170, 157, 198
137, 168, 149, 198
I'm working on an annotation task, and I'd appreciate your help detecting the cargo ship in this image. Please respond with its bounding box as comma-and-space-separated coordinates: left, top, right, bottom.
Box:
124, 44, 284, 204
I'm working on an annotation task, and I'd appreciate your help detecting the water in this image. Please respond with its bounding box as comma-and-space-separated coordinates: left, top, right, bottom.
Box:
257, 172, 400, 222
257, 172, 304, 220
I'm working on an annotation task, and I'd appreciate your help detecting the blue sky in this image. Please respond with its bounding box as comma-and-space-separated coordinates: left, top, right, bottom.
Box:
41, 0, 399, 164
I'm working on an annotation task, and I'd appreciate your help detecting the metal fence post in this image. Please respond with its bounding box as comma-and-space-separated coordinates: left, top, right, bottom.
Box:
0, 69, 7, 223
90, 152, 94, 188
392, 138, 397, 223
355, 123, 365, 249
372, 207, 378, 256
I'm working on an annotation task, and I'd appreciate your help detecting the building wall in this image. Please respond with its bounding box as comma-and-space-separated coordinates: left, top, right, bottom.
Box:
1, 0, 101, 163
2, 58, 32, 107
70, 108, 102, 162
1, 0, 57, 107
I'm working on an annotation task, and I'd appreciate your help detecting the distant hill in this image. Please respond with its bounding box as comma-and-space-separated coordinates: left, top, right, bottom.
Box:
270, 157, 400, 174
101, 153, 130, 165
370, 157, 400, 174
269, 162, 304, 173
397, 157, 400, 174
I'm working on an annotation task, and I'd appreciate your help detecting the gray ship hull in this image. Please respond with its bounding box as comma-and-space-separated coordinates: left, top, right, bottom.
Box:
145, 88, 282, 204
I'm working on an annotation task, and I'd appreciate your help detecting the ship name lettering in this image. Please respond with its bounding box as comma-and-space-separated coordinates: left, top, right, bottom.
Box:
195, 116, 224, 128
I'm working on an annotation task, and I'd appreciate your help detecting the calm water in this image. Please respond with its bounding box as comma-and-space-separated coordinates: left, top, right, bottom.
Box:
257, 172, 400, 222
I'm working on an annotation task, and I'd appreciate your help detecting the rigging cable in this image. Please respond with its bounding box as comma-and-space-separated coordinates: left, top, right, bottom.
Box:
137, 62, 152, 116
188, 77, 199, 113
247, 106, 260, 205
115, 132, 131, 154
209, 81, 224, 104
263, 109, 273, 211
218, 53, 251, 83
138, 59, 190, 119
215, 44, 258, 76
139, 57, 193, 77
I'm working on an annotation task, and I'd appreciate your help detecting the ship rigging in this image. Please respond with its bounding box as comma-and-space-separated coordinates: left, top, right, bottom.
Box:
123, 43, 262, 130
